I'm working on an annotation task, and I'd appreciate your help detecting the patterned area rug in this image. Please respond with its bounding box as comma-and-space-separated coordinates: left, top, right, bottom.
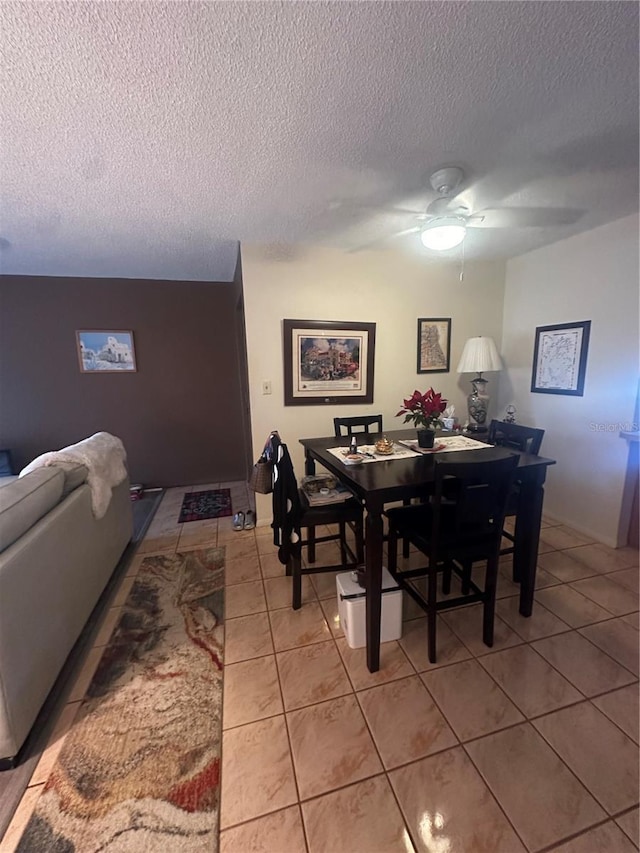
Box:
178, 489, 232, 523
0, 491, 166, 843
17, 547, 225, 853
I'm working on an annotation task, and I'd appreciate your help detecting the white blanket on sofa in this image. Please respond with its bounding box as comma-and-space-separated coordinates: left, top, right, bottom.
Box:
19, 432, 128, 519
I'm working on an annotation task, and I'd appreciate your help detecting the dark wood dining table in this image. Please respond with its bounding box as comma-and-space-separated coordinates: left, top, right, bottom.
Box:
299, 428, 556, 672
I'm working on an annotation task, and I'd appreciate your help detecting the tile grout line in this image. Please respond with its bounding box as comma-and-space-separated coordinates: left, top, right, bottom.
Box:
13, 485, 630, 852
264, 551, 309, 853
534, 816, 620, 853
531, 712, 640, 819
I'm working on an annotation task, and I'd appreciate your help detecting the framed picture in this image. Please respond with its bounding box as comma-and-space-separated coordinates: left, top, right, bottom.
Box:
76, 330, 137, 373
531, 320, 591, 395
283, 319, 376, 406
417, 318, 451, 373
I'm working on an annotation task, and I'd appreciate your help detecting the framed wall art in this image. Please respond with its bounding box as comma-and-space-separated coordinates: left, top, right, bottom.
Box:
283, 319, 376, 406
76, 330, 137, 373
417, 317, 451, 373
531, 320, 591, 395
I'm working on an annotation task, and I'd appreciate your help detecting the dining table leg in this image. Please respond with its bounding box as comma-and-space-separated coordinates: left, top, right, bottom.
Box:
515, 468, 547, 617
365, 500, 384, 673
304, 450, 316, 477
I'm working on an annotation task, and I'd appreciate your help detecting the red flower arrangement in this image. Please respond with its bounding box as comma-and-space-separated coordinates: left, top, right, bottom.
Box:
396, 388, 448, 429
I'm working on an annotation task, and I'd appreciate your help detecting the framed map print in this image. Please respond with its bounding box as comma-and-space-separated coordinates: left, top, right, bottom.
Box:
531, 320, 591, 395
417, 318, 451, 373
283, 319, 376, 406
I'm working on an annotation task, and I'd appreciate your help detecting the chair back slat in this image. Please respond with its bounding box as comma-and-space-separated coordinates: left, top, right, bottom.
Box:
456, 482, 497, 529
432, 455, 519, 556
333, 415, 383, 437
488, 420, 544, 455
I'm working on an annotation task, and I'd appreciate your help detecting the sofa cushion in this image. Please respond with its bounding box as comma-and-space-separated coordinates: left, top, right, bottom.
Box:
0, 468, 65, 552
60, 464, 89, 497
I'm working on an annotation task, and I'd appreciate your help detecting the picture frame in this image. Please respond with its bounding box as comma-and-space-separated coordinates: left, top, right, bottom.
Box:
417, 318, 451, 373
76, 330, 137, 373
283, 319, 376, 406
531, 320, 591, 395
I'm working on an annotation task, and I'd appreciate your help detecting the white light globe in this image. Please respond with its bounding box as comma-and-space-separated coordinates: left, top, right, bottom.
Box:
420, 218, 467, 250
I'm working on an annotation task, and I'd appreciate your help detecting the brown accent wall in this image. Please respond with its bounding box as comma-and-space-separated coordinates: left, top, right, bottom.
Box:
0, 274, 252, 486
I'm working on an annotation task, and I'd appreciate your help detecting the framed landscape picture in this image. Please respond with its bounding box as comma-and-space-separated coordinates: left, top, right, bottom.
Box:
531, 320, 591, 395
283, 319, 376, 406
76, 330, 137, 373
417, 318, 451, 373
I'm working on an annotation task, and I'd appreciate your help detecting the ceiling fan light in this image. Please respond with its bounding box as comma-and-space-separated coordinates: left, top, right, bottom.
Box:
420, 217, 467, 250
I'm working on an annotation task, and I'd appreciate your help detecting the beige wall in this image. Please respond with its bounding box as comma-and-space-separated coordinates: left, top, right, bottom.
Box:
242, 245, 506, 523
499, 213, 640, 547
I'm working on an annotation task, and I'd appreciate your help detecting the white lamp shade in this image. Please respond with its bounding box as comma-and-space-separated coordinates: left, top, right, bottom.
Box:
420, 217, 466, 250
456, 336, 502, 373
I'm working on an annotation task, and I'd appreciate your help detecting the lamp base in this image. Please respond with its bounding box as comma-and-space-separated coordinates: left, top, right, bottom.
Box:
467, 375, 490, 432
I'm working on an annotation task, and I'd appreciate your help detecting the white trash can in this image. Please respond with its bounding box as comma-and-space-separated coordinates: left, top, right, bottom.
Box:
336, 568, 403, 649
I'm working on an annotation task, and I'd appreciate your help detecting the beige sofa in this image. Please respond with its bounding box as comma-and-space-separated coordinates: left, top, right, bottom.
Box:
0, 464, 132, 766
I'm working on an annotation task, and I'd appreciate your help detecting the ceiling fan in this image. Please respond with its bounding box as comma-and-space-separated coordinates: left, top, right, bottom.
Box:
345, 165, 583, 252
411, 166, 478, 250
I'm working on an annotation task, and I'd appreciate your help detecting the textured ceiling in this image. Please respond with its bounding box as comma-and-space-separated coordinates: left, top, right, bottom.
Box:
1, 1, 638, 281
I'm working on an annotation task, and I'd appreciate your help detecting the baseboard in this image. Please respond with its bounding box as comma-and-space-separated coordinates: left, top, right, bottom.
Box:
541, 510, 620, 549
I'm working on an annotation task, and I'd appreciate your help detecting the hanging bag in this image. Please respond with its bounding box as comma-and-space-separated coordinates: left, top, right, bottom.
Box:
248, 431, 279, 494
249, 454, 273, 493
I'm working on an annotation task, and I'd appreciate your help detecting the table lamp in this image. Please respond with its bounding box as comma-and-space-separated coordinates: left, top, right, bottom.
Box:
456, 336, 502, 432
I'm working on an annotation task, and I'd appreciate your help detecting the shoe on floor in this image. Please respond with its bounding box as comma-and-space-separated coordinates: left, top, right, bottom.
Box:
232, 512, 245, 531
243, 510, 256, 530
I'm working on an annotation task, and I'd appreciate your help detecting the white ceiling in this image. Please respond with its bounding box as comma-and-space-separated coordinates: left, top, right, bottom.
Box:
1, 1, 638, 282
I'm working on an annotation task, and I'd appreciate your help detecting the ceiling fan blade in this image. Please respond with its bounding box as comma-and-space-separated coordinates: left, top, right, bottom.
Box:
426, 196, 467, 217
347, 226, 420, 254
468, 207, 584, 229
388, 207, 425, 216
330, 200, 424, 216
389, 226, 422, 238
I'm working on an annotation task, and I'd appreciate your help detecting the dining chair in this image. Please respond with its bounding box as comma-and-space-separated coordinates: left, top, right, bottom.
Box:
333, 414, 383, 437
488, 420, 545, 569
333, 414, 412, 555
488, 420, 545, 455
332, 413, 386, 547
386, 454, 519, 663
267, 431, 364, 609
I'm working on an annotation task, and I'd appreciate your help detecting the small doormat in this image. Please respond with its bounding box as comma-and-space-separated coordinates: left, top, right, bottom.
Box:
179, 489, 232, 523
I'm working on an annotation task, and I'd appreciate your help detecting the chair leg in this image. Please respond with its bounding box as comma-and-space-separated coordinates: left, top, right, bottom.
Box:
291, 547, 303, 610
402, 499, 411, 558
338, 520, 348, 564
508, 526, 520, 583
461, 560, 472, 595
355, 517, 365, 564
442, 560, 452, 595
307, 524, 316, 564
482, 556, 499, 647
427, 562, 438, 663
387, 528, 398, 574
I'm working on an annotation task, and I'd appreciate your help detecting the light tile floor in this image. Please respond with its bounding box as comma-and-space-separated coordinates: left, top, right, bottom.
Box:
2, 484, 638, 853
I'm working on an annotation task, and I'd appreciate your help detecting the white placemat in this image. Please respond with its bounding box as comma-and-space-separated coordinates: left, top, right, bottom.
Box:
399, 435, 489, 454
327, 443, 421, 465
